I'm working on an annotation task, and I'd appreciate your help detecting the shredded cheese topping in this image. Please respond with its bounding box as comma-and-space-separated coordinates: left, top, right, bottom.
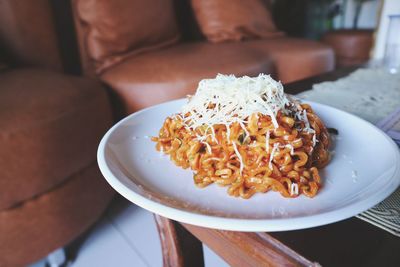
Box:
266, 130, 270, 153
269, 143, 280, 169
181, 74, 290, 130
290, 183, 299, 196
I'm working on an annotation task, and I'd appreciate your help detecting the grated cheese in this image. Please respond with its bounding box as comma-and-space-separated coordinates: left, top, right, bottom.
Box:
312, 133, 317, 147
290, 183, 299, 196
269, 143, 280, 169
181, 74, 290, 131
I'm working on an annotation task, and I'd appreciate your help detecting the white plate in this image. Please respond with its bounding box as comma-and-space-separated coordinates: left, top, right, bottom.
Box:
97, 99, 400, 232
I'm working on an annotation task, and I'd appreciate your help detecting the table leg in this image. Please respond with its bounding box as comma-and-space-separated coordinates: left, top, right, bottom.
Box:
153, 215, 204, 267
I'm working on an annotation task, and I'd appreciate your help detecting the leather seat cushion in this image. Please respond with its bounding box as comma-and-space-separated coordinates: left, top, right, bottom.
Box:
0, 69, 112, 210
100, 42, 274, 113
244, 37, 335, 83
0, 163, 114, 267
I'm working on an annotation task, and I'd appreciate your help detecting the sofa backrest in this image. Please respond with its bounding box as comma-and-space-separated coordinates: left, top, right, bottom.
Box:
174, 0, 273, 40
71, 0, 274, 77
72, 0, 181, 76
0, 0, 63, 70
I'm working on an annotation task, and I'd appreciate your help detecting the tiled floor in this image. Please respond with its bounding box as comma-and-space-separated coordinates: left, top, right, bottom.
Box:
69, 197, 229, 267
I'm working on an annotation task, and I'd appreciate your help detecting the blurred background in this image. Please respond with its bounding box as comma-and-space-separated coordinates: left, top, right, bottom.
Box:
272, 0, 379, 39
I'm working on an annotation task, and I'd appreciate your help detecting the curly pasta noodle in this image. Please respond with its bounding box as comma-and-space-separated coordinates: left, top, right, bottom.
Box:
152, 102, 330, 199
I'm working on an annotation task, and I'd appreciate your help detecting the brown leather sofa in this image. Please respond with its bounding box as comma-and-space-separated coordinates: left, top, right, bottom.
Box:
0, 1, 114, 266
71, 0, 335, 115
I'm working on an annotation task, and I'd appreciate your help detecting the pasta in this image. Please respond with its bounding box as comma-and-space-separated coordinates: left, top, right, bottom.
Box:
152, 74, 330, 199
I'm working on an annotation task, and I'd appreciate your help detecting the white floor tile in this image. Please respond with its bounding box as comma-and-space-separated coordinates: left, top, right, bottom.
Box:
69, 197, 230, 267
203, 244, 230, 267
28, 259, 46, 267
71, 217, 147, 267
106, 199, 163, 267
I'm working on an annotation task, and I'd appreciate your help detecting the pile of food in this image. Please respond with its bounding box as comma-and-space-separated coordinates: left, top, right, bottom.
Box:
152, 74, 330, 199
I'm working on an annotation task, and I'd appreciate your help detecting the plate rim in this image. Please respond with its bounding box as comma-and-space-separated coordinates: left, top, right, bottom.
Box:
97, 99, 400, 232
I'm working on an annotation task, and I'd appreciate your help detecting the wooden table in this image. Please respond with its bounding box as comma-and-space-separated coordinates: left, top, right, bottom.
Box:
155, 67, 400, 267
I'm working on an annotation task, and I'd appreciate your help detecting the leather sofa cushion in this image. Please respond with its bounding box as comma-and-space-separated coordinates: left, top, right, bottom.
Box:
75, 0, 180, 72
100, 42, 274, 113
244, 37, 335, 83
0, 163, 114, 267
0, 69, 112, 210
191, 0, 282, 43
